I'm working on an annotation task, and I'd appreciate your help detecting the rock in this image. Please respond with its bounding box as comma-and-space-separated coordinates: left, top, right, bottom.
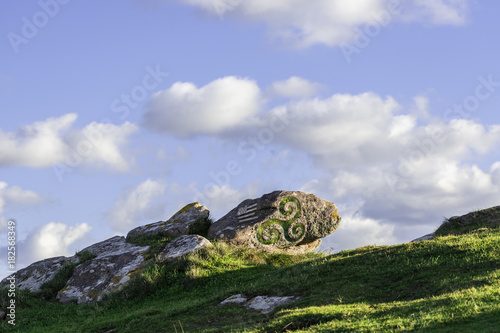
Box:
0, 310, 6, 320
411, 233, 435, 242
127, 202, 209, 239
79, 235, 134, 257
247, 296, 301, 314
218, 294, 248, 306
56, 236, 149, 304
0, 256, 78, 292
158, 235, 212, 262
219, 294, 301, 314
208, 190, 341, 254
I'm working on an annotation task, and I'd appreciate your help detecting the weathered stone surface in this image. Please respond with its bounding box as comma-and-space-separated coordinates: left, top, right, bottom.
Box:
158, 235, 212, 261
57, 236, 149, 304
127, 202, 209, 239
208, 190, 341, 254
219, 294, 301, 314
0, 256, 77, 292
247, 296, 301, 314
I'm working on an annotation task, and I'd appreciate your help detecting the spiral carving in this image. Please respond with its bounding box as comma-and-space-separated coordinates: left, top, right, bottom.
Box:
257, 196, 305, 245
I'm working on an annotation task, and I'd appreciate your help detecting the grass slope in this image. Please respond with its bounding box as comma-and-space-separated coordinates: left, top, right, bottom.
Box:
1, 208, 500, 333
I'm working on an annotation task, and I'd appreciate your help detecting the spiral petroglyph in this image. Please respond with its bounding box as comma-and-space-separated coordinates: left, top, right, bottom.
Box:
257, 196, 305, 244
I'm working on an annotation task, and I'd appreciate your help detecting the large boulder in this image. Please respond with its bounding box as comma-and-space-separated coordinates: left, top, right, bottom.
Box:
208, 190, 341, 254
157, 235, 212, 262
0, 256, 78, 293
127, 202, 209, 239
57, 236, 149, 304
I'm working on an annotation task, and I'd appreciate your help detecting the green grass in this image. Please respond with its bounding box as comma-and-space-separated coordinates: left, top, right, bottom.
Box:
1, 209, 500, 332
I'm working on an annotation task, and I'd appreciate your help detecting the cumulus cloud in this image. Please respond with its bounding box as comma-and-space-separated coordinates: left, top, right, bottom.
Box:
22, 222, 92, 262
143, 76, 262, 138
0, 114, 75, 167
66, 121, 138, 172
0, 114, 137, 171
107, 179, 167, 231
268, 77, 322, 99
0, 182, 46, 213
143, 75, 500, 245
178, 0, 471, 47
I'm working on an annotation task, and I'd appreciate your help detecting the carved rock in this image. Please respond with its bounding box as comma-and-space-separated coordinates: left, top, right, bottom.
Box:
208, 190, 341, 254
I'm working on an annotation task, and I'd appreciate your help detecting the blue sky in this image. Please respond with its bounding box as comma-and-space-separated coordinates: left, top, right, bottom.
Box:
2, 0, 500, 276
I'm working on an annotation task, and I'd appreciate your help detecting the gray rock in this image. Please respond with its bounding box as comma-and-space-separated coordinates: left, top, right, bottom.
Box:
158, 235, 212, 261
0, 310, 6, 320
219, 294, 300, 314
247, 296, 301, 314
0, 256, 78, 292
79, 235, 132, 257
218, 294, 248, 306
57, 236, 149, 304
411, 233, 435, 242
208, 190, 341, 254
127, 202, 209, 239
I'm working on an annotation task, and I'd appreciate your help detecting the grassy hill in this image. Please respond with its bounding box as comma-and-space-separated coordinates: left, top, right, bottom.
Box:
2, 206, 500, 332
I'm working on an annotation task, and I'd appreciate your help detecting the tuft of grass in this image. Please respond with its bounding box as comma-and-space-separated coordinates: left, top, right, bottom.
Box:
126, 232, 177, 260
188, 215, 213, 238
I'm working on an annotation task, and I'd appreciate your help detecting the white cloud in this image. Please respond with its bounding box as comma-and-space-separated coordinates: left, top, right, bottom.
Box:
144, 76, 262, 138
178, 0, 471, 47
0, 114, 137, 171
268, 77, 322, 99
0, 182, 46, 213
0, 114, 75, 167
399, 0, 470, 25
107, 179, 167, 231
66, 121, 138, 172
23, 222, 92, 262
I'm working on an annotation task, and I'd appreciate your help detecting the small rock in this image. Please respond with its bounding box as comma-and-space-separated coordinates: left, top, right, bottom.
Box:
0, 310, 6, 320
158, 235, 212, 261
219, 294, 300, 314
247, 296, 301, 314
208, 190, 341, 254
411, 233, 434, 242
127, 203, 209, 239
218, 294, 248, 306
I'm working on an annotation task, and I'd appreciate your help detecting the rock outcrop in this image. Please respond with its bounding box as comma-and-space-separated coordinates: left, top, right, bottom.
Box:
127, 202, 209, 239
57, 236, 150, 304
0, 190, 342, 305
208, 190, 341, 254
0, 256, 78, 293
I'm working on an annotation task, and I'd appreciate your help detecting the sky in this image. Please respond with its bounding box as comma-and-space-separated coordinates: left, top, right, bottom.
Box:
2, 0, 500, 278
